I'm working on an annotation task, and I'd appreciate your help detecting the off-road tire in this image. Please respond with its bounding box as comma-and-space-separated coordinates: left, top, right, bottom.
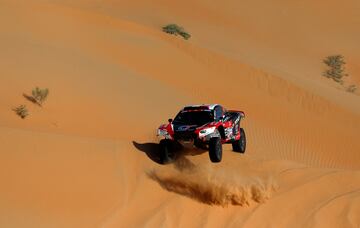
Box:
159, 139, 174, 164
209, 137, 222, 162
232, 128, 246, 153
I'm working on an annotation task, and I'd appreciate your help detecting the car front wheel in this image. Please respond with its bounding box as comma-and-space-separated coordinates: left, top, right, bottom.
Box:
159, 139, 174, 164
209, 137, 222, 162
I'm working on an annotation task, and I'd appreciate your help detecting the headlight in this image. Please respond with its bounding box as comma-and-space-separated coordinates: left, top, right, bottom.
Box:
199, 127, 216, 136
157, 129, 169, 136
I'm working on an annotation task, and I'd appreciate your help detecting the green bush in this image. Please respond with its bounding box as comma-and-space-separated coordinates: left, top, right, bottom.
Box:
13, 105, 29, 119
162, 24, 191, 40
32, 87, 49, 105
346, 84, 357, 93
323, 55, 348, 84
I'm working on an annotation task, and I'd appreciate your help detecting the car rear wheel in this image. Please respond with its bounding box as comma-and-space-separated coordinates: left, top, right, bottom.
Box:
209, 137, 222, 162
232, 128, 246, 153
159, 139, 174, 164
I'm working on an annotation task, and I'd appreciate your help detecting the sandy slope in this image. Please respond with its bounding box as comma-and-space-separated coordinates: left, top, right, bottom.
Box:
0, 1, 360, 227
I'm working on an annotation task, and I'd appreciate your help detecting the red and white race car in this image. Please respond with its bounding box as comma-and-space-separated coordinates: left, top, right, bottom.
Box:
157, 104, 246, 163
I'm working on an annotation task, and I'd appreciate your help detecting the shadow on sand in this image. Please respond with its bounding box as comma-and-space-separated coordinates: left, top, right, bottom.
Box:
132, 141, 207, 165
23, 93, 41, 107
132, 141, 162, 164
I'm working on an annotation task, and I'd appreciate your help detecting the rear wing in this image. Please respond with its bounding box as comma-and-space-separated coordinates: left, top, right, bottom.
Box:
227, 110, 245, 119
224, 110, 245, 123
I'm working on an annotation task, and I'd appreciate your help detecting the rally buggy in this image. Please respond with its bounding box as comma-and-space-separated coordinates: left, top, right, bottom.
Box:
157, 104, 246, 163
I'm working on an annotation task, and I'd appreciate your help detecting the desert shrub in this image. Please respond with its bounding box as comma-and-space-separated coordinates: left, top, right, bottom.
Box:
323, 55, 348, 84
162, 24, 191, 40
13, 105, 29, 119
346, 84, 357, 93
32, 87, 49, 105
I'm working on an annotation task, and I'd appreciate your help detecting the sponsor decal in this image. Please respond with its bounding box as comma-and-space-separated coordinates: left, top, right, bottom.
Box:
177, 125, 197, 131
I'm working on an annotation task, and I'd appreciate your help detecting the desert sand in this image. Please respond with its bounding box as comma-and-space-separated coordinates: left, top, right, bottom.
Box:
0, 0, 360, 227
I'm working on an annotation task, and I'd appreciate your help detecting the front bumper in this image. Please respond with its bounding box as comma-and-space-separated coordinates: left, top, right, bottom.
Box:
174, 130, 220, 144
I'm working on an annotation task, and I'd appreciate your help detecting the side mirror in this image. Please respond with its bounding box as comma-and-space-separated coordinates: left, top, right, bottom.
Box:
168, 118, 173, 123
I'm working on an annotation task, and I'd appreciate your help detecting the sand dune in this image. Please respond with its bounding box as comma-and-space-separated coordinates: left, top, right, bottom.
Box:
1, 0, 360, 227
